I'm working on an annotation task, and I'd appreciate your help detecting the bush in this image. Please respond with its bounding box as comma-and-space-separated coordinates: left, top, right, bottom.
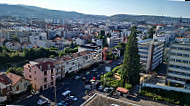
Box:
139, 87, 190, 105
125, 83, 132, 90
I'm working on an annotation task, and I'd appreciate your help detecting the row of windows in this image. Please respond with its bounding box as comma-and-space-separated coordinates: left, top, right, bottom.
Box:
170, 58, 190, 64
168, 70, 190, 77
140, 55, 148, 59
167, 76, 185, 82
169, 65, 190, 71
170, 52, 190, 58
139, 51, 148, 55
171, 46, 190, 51
138, 47, 148, 50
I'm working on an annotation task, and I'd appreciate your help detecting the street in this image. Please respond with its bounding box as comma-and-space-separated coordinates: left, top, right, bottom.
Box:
14, 56, 124, 106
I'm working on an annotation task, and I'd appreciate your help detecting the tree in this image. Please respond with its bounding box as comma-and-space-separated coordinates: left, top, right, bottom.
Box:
148, 28, 155, 38
142, 36, 147, 40
13, 35, 20, 42
122, 26, 141, 86
6, 67, 23, 76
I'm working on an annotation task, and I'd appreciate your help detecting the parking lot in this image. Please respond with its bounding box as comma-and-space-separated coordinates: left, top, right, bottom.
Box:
14, 56, 124, 106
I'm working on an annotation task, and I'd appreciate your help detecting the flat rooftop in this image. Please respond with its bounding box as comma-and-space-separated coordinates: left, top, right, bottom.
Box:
81, 93, 139, 106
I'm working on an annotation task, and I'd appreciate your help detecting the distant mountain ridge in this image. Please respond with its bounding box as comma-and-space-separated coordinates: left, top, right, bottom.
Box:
0, 4, 107, 20
0, 4, 188, 22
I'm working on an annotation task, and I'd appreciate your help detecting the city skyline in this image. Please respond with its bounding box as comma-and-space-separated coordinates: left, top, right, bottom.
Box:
0, 0, 190, 18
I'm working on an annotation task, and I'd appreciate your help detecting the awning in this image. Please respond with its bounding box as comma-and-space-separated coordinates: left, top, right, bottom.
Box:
116, 87, 129, 93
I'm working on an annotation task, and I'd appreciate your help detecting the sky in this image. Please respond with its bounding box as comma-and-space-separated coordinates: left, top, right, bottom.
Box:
0, 0, 190, 18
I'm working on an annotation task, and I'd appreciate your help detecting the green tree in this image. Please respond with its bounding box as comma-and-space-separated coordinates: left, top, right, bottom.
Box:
122, 26, 141, 86
6, 67, 23, 76
148, 28, 155, 38
142, 36, 147, 40
13, 35, 20, 42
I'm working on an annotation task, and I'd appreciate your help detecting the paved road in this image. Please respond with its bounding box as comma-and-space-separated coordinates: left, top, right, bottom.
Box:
14, 56, 124, 106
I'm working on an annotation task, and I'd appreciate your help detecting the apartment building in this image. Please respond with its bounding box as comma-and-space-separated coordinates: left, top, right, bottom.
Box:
23, 61, 55, 91
138, 39, 165, 73
34, 58, 65, 80
107, 36, 123, 48
166, 43, 190, 89
61, 50, 102, 74
0, 29, 29, 43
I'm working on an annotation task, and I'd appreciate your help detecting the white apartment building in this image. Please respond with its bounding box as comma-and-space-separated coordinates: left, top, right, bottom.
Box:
166, 43, 190, 89
62, 50, 102, 73
29, 33, 54, 48
138, 39, 165, 73
107, 36, 123, 48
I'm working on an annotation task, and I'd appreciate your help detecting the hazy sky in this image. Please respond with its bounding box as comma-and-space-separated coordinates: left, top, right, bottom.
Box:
0, 0, 190, 18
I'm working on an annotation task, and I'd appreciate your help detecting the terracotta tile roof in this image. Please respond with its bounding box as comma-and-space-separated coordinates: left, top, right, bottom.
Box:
6, 73, 22, 86
0, 74, 12, 85
60, 51, 95, 61
36, 61, 55, 71
116, 87, 129, 93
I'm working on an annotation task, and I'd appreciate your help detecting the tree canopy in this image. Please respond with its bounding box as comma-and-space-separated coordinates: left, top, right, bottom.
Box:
121, 26, 141, 86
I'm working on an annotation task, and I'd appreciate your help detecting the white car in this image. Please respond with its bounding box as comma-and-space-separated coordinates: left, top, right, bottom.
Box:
37, 99, 48, 105
75, 76, 81, 79
70, 96, 78, 101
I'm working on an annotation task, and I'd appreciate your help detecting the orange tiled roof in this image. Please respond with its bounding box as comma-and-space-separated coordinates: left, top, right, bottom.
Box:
6, 73, 22, 86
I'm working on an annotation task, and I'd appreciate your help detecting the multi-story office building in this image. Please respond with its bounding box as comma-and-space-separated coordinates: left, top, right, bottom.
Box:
107, 36, 123, 48
138, 39, 165, 73
166, 43, 190, 89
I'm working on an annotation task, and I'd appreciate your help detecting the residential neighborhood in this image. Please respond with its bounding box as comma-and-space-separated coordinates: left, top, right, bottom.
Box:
0, 0, 190, 106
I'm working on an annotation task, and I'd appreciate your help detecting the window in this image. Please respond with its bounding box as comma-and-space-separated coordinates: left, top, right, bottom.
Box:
44, 84, 47, 89
34, 78, 36, 80
29, 69, 31, 72
20, 79, 22, 83
44, 71, 47, 76
16, 86, 20, 91
51, 82, 54, 86
177, 53, 182, 57
35, 71, 36, 74
185, 48, 190, 51
178, 47, 184, 50
183, 60, 188, 64
183, 54, 189, 57
171, 47, 177, 49
176, 59, 181, 62
51, 69, 53, 74
29, 75, 32, 78
44, 78, 47, 82
69, 67, 72, 70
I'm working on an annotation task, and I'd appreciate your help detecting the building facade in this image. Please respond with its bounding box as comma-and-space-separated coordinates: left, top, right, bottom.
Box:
138, 39, 165, 73
23, 61, 56, 91
6, 73, 30, 94
166, 43, 190, 89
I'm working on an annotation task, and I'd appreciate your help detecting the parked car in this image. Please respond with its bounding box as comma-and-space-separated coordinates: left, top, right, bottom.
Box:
65, 98, 73, 104
75, 76, 81, 79
98, 86, 104, 91
37, 99, 48, 105
69, 96, 78, 101
103, 87, 114, 93
85, 72, 90, 75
